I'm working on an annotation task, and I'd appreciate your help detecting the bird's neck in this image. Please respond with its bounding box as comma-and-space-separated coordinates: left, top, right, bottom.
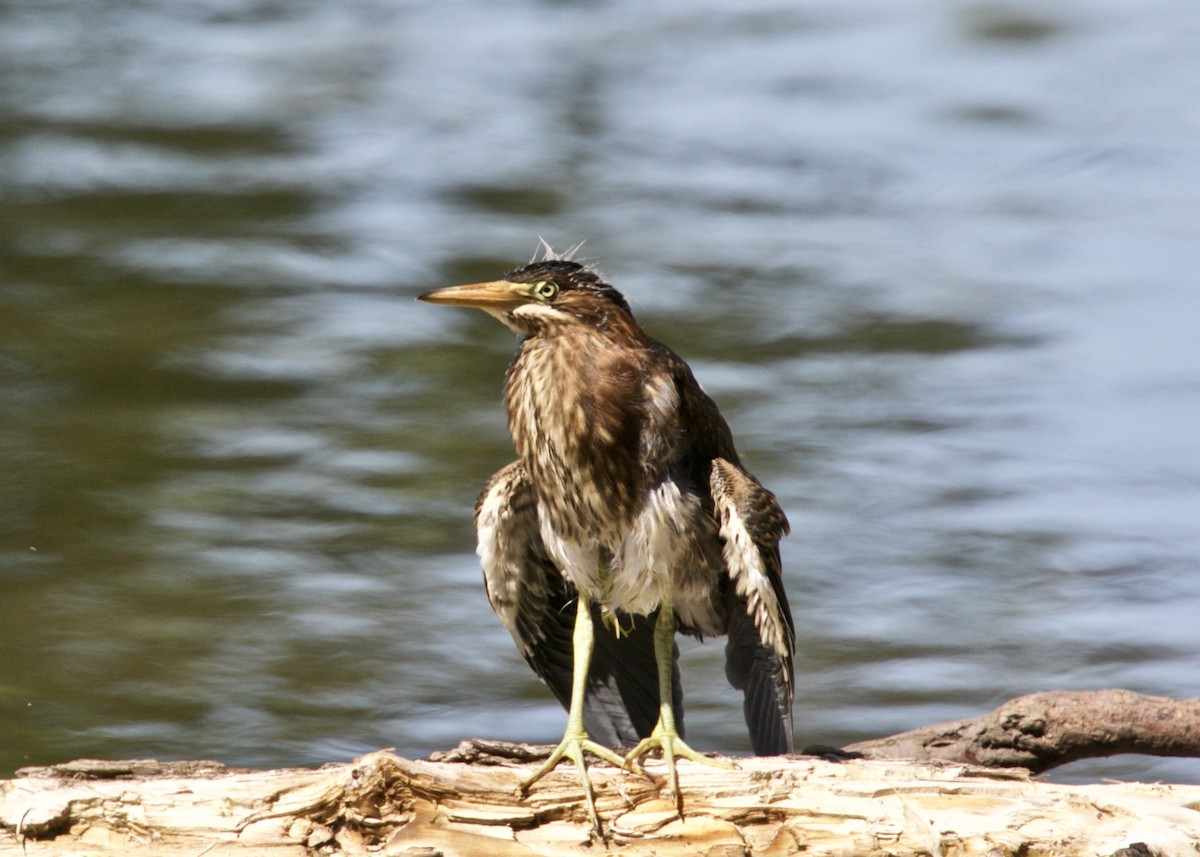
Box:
504, 327, 649, 541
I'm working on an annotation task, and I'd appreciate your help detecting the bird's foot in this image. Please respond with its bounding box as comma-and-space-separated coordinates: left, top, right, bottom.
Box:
521, 727, 633, 836
624, 728, 735, 815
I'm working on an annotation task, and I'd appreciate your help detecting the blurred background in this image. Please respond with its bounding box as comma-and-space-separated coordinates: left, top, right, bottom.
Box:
1, 0, 1197, 783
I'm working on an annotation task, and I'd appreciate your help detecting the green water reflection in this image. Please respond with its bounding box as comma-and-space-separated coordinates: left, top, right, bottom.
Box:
1, 0, 1197, 788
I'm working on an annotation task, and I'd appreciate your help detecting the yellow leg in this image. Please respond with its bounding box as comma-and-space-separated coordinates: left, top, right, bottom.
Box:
521, 598, 631, 834
623, 597, 734, 814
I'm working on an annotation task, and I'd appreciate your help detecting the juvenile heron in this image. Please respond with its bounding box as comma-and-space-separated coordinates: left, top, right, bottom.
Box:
419, 249, 794, 830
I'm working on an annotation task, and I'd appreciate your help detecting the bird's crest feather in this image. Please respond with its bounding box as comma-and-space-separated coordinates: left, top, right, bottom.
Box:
532, 238, 588, 265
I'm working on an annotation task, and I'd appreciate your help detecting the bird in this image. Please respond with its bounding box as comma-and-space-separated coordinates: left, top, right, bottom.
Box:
418, 245, 795, 832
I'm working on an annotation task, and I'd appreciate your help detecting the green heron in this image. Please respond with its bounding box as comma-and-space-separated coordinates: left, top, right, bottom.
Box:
419, 248, 794, 831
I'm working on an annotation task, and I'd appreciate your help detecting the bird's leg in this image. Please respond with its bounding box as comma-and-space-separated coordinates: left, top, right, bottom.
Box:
623, 598, 735, 814
521, 597, 630, 835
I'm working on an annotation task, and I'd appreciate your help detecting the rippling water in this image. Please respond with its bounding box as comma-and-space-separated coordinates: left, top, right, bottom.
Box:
1, 0, 1198, 783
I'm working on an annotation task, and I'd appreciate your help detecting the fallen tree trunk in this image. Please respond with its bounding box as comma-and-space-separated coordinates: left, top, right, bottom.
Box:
3, 750, 1198, 856
844, 689, 1200, 772
1, 690, 1198, 856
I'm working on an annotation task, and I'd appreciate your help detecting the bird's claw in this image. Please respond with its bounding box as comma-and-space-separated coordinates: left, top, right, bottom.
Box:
623, 730, 735, 814
521, 730, 628, 836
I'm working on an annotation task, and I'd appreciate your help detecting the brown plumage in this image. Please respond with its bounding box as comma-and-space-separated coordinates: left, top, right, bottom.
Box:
419, 251, 795, 831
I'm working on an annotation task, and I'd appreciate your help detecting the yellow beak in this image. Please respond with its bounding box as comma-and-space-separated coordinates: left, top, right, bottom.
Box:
417, 280, 528, 309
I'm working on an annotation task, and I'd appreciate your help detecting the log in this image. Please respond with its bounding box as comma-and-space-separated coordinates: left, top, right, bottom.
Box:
844, 690, 1200, 772
2, 747, 1198, 856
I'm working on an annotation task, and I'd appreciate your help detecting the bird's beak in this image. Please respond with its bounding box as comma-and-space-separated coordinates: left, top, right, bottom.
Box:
417, 280, 528, 309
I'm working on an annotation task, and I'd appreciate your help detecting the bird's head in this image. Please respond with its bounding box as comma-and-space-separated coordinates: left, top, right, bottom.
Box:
418, 259, 633, 335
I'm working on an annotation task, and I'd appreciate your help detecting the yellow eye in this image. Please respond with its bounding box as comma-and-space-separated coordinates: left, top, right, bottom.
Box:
532, 281, 559, 301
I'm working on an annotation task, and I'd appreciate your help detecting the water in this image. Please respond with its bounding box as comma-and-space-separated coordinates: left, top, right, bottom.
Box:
1, 0, 1197, 784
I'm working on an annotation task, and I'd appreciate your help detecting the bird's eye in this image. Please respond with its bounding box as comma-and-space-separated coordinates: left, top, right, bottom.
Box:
532, 281, 559, 301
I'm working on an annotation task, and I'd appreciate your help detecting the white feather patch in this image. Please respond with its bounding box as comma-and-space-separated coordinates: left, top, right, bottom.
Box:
537, 476, 722, 632
475, 465, 535, 641
711, 460, 790, 659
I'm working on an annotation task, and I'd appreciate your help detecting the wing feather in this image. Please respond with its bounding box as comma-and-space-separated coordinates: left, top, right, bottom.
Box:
710, 457, 796, 755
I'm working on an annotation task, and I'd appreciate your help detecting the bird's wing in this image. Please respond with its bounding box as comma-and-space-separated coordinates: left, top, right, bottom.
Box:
659, 345, 794, 753
474, 461, 679, 747
709, 457, 796, 755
